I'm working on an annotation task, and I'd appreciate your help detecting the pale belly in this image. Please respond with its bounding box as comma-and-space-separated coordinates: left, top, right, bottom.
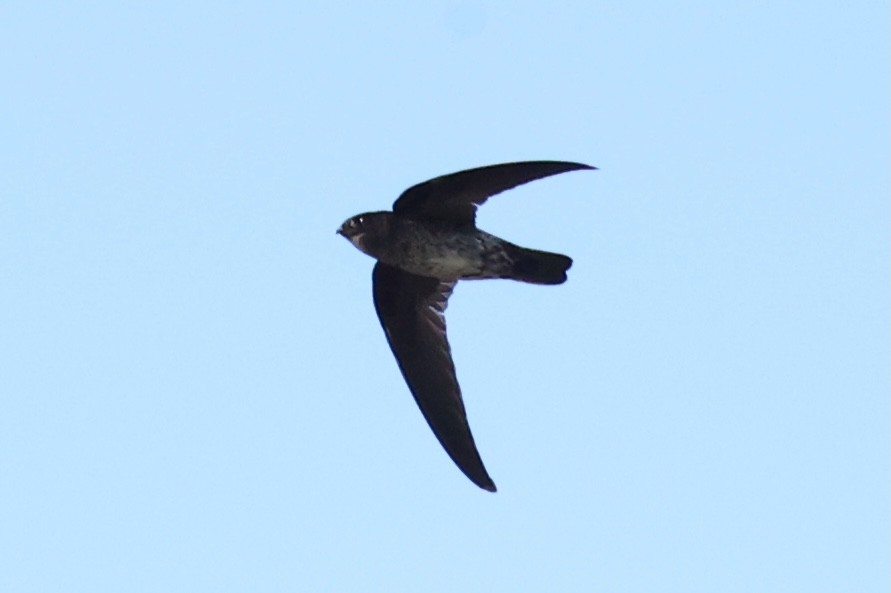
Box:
417, 251, 484, 278
381, 223, 512, 280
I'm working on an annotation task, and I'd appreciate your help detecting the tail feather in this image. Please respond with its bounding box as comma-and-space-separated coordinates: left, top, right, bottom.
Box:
507, 245, 572, 285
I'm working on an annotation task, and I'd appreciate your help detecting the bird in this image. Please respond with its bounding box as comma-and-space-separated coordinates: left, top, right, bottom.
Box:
337, 161, 595, 491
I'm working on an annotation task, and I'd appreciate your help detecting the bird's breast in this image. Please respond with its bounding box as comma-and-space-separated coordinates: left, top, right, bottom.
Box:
382, 222, 500, 280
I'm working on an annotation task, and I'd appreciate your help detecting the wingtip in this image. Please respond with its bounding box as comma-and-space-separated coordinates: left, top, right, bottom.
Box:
460, 461, 497, 492
560, 161, 597, 172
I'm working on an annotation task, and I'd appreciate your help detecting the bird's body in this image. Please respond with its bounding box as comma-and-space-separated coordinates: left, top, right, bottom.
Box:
343, 212, 569, 283
338, 161, 594, 491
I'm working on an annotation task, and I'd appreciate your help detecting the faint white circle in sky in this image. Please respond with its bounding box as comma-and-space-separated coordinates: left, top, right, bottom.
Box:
443, 2, 488, 39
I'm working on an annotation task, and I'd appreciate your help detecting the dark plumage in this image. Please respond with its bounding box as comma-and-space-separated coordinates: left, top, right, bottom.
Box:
338, 161, 595, 491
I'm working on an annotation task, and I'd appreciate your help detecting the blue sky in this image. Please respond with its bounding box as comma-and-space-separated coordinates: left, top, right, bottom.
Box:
1, 2, 887, 592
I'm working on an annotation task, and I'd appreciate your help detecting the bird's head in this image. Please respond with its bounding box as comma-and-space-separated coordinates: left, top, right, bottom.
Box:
337, 211, 392, 257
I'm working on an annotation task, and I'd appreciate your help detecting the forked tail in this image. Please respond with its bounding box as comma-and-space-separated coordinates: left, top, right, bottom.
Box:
506, 245, 572, 285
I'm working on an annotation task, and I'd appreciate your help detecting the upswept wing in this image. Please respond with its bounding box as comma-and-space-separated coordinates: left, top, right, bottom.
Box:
392, 160, 594, 226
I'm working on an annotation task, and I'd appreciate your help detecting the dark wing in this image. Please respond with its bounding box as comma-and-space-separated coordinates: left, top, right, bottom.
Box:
392, 160, 595, 226
372, 262, 496, 492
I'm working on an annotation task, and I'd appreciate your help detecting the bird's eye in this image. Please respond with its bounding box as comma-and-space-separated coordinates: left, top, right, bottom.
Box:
357, 216, 365, 225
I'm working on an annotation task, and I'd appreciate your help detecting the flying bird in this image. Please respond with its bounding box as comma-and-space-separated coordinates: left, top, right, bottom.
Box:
337, 161, 595, 491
